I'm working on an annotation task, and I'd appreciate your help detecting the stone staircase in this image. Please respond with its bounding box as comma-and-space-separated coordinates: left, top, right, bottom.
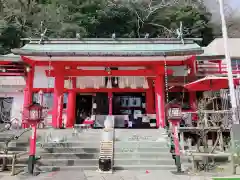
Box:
113, 129, 176, 170
36, 129, 101, 171
34, 128, 176, 172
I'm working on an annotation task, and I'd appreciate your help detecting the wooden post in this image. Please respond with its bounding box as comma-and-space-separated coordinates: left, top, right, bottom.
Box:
52, 65, 64, 128
155, 75, 165, 128
22, 66, 34, 128
66, 77, 76, 128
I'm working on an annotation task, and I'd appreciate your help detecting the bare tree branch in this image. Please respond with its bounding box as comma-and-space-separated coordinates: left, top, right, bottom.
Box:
148, 22, 174, 34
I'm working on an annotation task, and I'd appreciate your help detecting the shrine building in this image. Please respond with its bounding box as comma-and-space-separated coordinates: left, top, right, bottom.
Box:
0, 37, 238, 129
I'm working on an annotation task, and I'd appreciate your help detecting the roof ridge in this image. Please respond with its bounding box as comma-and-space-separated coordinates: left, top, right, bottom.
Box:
22, 38, 202, 41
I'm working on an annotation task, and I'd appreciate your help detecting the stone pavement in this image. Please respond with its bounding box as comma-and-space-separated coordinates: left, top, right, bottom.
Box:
0, 170, 240, 180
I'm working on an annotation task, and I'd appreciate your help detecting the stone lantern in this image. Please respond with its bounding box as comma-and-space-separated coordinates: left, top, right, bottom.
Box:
166, 103, 182, 173
24, 103, 45, 174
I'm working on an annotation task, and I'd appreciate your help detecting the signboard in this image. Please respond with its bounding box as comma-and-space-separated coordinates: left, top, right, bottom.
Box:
168, 108, 181, 117
167, 104, 182, 120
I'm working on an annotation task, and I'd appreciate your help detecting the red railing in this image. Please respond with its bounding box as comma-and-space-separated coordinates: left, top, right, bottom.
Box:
197, 61, 240, 76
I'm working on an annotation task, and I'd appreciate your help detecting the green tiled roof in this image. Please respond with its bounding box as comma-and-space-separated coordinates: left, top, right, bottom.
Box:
0, 53, 22, 62
12, 38, 203, 57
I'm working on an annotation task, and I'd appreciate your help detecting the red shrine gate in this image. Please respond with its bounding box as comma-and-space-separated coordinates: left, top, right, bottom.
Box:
4, 38, 202, 128
23, 58, 175, 128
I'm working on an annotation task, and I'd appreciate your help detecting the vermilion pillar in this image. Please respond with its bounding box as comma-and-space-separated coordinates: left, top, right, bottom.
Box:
155, 75, 165, 128
52, 65, 64, 128
188, 57, 197, 120
22, 66, 34, 128
66, 77, 76, 128
146, 78, 155, 114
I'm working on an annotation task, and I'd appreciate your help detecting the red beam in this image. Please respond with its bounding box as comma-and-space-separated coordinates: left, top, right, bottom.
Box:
0, 64, 25, 67
4, 69, 25, 71
0, 62, 13, 65
199, 70, 240, 74
0, 72, 25, 76
45, 69, 162, 77
34, 60, 187, 67
32, 88, 148, 93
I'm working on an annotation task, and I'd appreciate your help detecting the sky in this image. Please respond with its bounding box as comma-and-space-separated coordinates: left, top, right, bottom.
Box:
204, 0, 240, 21
231, 0, 240, 6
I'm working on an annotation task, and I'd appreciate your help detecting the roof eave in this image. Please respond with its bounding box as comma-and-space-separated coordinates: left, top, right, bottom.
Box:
0, 55, 22, 62
196, 55, 240, 60
21, 37, 203, 42
11, 49, 203, 57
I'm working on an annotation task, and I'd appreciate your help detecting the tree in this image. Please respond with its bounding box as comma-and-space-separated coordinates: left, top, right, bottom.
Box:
204, 0, 240, 38
0, 0, 73, 53
0, 0, 214, 54
117, 0, 213, 44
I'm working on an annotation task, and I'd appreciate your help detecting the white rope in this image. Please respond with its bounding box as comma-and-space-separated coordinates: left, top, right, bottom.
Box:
164, 56, 169, 104
47, 57, 52, 91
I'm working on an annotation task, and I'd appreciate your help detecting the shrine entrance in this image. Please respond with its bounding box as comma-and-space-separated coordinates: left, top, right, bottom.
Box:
75, 94, 92, 124
8, 37, 202, 129
112, 92, 147, 129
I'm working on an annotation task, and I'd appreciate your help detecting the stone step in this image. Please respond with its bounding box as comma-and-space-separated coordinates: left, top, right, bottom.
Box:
114, 129, 166, 137
42, 142, 100, 148
0, 141, 29, 147
114, 147, 169, 153
39, 146, 170, 153
39, 165, 97, 171
114, 159, 175, 166
39, 147, 100, 153
39, 152, 173, 159
37, 155, 190, 165
0, 146, 28, 152
114, 141, 167, 148
35, 159, 99, 166
114, 164, 176, 170
34, 158, 175, 166
114, 152, 173, 159
40, 141, 167, 148
39, 164, 176, 171
39, 153, 100, 159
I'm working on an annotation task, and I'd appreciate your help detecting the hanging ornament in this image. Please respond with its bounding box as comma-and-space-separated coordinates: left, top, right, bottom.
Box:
130, 76, 136, 89
143, 77, 149, 89
114, 77, 118, 85
125, 77, 129, 88
79, 77, 85, 89
164, 56, 169, 104
106, 77, 112, 89
65, 77, 71, 89
119, 77, 125, 88
101, 76, 105, 88
93, 77, 99, 89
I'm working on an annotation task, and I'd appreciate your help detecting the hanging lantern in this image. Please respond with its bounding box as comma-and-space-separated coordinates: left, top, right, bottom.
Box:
106, 77, 112, 89
130, 76, 136, 89
142, 77, 149, 89
25, 104, 44, 123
